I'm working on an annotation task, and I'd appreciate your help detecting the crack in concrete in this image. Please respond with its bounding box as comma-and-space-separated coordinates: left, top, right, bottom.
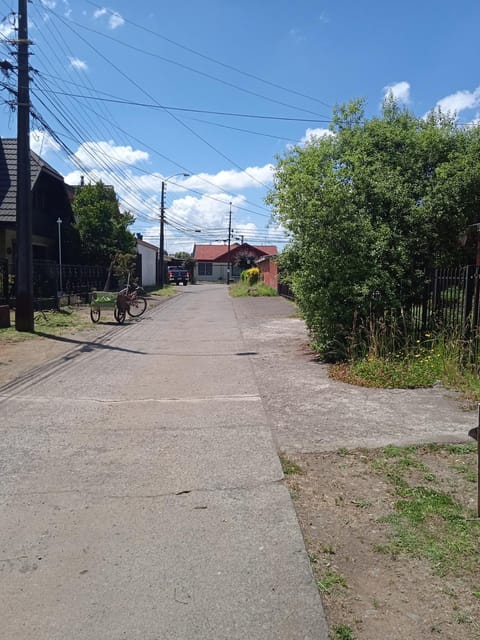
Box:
0, 477, 285, 500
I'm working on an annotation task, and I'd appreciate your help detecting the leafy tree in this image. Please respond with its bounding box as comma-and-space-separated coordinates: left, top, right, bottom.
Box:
267, 99, 480, 358
174, 251, 191, 261
73, 182, 136, 266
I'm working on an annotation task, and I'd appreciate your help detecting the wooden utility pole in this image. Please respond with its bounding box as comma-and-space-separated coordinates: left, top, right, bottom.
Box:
15, 0, 34, 331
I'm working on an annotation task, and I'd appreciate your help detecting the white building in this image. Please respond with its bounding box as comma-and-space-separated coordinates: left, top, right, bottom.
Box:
136, 237, 158, 287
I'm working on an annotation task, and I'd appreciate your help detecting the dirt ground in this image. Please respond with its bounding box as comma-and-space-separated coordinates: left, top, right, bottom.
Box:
285, 447, 480, 640
0, 296, 168, 387
0, 306, 110, 386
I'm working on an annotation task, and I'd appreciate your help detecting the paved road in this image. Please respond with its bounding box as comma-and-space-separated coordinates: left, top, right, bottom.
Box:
0, 285, 328, 640
233, 297, 475, 453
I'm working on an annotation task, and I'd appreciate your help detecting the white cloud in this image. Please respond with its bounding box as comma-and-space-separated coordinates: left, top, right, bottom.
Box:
30, 130, 61, 156
93, 7, 125, 29
131, 165, 273, 195
0, 22, 14, 38
63, 151, 276, 251
300, 128, 333, 145
433, 86, 480, 116
383, 81, 411, 105
109, 12, 125, 29
40, 0, 57, 8
69, 57, 88, 71
72, 141, 149, 168
185, 165, 274, 193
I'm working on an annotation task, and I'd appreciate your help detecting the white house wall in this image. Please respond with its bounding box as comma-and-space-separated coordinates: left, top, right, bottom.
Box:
196, 262, 228, 282
195, 262, 242, 282
137, 243, 157, 287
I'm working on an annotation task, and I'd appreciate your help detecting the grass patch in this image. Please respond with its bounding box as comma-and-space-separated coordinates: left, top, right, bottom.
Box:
371, 444, 480, 576
0, 308, 91, 342
148, 286, 179, 297
317, 571, 347, 594
330, 333, 480, 401
331, 625, 355, 640
229, 281, 278, 297
279, 452, 302, 476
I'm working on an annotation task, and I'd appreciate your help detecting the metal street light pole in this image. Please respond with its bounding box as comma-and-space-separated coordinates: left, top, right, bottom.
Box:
56, 217, 63, 294
226, 202, 232, 284
158, 173, 190, 289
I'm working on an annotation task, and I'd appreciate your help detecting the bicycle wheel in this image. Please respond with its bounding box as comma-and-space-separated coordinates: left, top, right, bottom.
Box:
127, 296, 147, 317
114, 307, 126, 324
90, 308, 100, 323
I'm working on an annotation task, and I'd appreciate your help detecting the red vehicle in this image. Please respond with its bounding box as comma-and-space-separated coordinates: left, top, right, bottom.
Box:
168, 266, 190, 286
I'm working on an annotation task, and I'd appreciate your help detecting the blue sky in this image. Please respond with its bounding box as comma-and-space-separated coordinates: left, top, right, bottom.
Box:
1, 0, 480, 253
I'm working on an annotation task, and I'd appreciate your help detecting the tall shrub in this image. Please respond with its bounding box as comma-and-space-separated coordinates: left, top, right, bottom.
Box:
267, 99, 480, 358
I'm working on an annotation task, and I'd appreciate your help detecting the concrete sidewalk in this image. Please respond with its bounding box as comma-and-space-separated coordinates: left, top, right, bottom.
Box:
0, 285, 329, 639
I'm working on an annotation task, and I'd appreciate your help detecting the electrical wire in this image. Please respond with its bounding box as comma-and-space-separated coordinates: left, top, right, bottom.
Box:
54, 15, 329, 119
42, 6, 281, 191
80, 0, 332, 109
34, 80, 332, 123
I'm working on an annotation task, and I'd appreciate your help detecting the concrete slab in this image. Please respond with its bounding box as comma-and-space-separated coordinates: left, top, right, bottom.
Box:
0, 485, 327, 640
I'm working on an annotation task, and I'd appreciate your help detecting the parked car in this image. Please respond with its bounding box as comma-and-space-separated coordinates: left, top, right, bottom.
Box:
168, 266, 190, 286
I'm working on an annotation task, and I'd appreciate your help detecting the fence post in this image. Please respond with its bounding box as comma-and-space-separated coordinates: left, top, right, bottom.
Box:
421, 269, 430, 333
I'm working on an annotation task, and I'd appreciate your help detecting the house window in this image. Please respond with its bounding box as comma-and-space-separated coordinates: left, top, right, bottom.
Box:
198, 262, 213, 276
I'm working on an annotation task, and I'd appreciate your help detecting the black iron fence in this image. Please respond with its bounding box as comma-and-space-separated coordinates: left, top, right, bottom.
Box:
5, 261, 113, 307
417, 265, 480, 336
278, 281, 294, 300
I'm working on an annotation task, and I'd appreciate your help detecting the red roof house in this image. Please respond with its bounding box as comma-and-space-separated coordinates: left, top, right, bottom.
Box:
193, 242, 277, 282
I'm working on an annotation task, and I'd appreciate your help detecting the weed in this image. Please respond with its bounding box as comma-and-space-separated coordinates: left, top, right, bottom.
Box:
331, 330, 480, 401
317, 571, 347, 594
454, 611, 472, 624
351, 499, 371, 509
321, 544, 336, 555
331, 624, 355, 640
279, 453, 302, 476
472, 590, 480, 599
370, 444, 480, 575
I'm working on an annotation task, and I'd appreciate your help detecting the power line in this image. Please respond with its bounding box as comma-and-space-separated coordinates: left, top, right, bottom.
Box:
79, 0, 332, 109
52, 14, 329, 119
43, 8, 274, 192
34, 82, 332, 123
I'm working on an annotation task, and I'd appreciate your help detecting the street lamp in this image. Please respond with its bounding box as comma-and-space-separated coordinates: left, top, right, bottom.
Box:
159, 173, 190, 288
56, 217, 63, 295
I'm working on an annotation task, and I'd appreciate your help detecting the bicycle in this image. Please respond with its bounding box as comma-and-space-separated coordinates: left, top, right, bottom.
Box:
119, 283, 148, 318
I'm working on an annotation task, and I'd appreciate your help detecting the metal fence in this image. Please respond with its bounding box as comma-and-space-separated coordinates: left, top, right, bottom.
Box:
5, 261, 112, 307
418, 265, 480, 336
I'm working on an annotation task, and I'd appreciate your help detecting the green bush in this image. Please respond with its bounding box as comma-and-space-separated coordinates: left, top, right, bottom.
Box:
241, 267, 260, 285
267, 98, 480, 360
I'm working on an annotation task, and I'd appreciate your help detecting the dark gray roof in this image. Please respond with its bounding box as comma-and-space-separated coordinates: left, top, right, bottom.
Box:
0, 137, 67, 223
